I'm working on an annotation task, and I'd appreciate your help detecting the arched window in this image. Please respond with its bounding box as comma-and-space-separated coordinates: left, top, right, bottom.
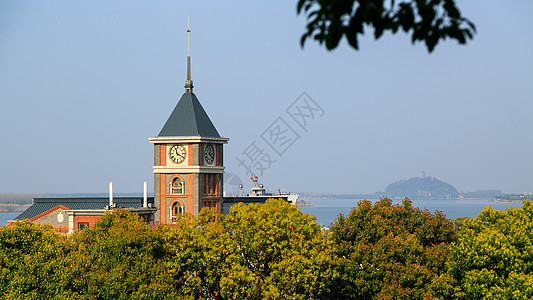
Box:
171, 202, 184, 223
171, 177, 183, 194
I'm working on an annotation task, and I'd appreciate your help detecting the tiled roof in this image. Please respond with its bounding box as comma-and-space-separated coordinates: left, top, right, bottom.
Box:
16, 197, 155, 220
157, 93, 221, 137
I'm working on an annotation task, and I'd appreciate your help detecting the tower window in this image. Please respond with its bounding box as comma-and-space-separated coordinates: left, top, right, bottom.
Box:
202, 200, 219, 211
203, 174, 218, 196
171, 177, 184, 194
171, 202, 185, 223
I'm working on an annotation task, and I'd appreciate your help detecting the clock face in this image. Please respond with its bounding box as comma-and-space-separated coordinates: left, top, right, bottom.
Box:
205, 144, 215, 165
169, 145, 186, 164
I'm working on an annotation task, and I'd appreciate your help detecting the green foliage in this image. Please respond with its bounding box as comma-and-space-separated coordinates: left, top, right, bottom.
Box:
0, 211, 178, 299
328, 197, 457, 299
68, 209, 177, 299
161, 208, 236, 298
453, 216, 470, 232
221, 198, 338, 299
0, 203, 336, 299
297, 0, 476, 52
162, 198, 337, 299
0, 221, 74, 299
447, 200, 533, 299
8, 198, 533, 299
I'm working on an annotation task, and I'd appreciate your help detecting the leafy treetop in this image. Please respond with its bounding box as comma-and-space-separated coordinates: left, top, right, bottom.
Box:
328, 197, 457, 299
447, 200, 533, 299
297, 0, 476, 52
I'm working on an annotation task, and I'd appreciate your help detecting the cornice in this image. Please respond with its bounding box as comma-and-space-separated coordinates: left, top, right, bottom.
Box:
149, 136, 229, 144
153, 165, 225, 174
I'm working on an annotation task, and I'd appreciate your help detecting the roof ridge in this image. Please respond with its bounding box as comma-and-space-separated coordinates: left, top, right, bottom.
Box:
189, 93, 200, 135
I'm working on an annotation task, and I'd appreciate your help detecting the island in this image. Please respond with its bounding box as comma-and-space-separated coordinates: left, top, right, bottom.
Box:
385, 174, 459, 199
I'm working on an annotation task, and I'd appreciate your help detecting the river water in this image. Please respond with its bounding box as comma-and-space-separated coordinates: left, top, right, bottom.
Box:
299, 197, 525, 227
0, 212, 21, 227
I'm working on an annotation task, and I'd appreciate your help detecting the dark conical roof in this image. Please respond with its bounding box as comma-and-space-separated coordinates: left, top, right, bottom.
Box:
158, 93, 220, 137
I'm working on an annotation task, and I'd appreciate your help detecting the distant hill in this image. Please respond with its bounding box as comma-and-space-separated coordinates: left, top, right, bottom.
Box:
0, 193, 41, 205
385, 176, 459, 199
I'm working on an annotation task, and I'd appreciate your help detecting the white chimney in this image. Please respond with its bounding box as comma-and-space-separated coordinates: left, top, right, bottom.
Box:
109, 182, 113, 207
143, 181, 147, 207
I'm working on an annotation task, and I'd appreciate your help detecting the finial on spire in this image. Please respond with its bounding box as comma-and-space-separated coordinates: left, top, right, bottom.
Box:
185, 16, 193, 93
187, 16, 190, 56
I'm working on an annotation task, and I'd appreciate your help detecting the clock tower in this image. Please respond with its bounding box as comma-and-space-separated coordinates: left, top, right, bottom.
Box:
149, 30, 228, 223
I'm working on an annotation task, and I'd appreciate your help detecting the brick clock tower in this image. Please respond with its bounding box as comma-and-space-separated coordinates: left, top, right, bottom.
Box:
149, 32, 228, 224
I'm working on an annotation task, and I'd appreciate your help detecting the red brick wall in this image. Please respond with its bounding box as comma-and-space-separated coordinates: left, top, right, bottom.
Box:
52, 225, 69, 234
74, 215, 103, 233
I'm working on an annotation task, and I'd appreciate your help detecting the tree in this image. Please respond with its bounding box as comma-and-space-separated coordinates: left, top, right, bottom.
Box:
220, 198, 338, 299
446, 200, 533, 299
69, 209, 178, 299
297, 0, 476, 52
162, 198, 338, 299
0, 221, 74, 299
1, 203, 339, 299
161, 208, 240, 299
328, 197, 457, 299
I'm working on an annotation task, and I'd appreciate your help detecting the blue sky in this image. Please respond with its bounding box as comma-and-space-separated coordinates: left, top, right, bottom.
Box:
1, 1, 532, 195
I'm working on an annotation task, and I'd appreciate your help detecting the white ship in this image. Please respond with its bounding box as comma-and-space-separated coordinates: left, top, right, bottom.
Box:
242, 176, 299, 205
222, 176, 310, 214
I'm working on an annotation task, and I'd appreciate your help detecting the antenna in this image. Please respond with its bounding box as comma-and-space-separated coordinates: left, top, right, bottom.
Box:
185, 17, 193, 93
187, 16, 190, 56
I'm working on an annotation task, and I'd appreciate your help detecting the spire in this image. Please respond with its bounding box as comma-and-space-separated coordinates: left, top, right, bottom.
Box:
185, 17, 193, 93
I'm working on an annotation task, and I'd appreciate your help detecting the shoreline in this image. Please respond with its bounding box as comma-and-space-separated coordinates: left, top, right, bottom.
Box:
489, 199, 524, 204
0, 204, 31, 213
0, 209, 25, 213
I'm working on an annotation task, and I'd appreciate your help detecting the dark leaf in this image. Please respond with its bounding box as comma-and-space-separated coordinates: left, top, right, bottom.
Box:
457, 31, 466, 44
346, 32, 360, 49
325, 21, 343, 50
298, 0, 475, 53
297, 0, 306, 13
375, 26, 384, 39
443, 0, 460, 19
300, 33, 310, 48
